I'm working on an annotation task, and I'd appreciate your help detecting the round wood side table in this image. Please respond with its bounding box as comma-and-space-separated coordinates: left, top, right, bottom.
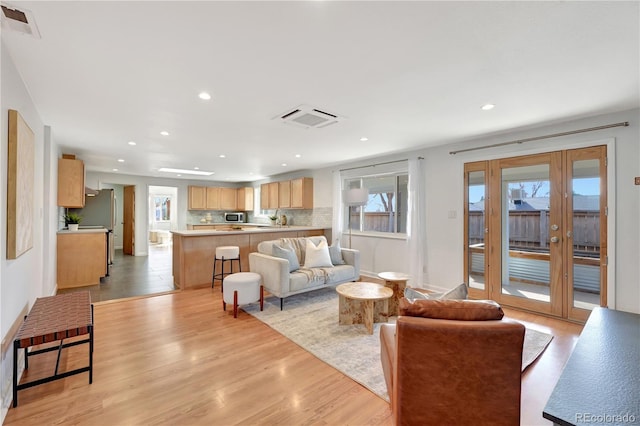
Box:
378, 272, 411, 316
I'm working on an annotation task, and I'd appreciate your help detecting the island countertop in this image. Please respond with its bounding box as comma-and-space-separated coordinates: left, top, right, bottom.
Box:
173, 225, 326, 236
172, 226, 331, 289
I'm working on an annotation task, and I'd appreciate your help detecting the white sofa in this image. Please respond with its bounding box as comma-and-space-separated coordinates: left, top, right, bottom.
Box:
249, 235, 360, 309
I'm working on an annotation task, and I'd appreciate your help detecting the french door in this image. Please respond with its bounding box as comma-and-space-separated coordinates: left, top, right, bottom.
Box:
464, 146, 607, 322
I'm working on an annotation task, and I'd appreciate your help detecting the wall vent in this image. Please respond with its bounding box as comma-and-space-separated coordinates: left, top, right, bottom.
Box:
0, 3, 41, 38
274, 104, 344, 129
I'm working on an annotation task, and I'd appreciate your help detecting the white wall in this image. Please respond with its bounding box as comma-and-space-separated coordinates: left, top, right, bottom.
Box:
0, 42, 54, 419
322, 108, 639, 314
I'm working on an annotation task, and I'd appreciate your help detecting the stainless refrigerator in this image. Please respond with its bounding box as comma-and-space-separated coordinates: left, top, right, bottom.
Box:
70, 189, 116, 265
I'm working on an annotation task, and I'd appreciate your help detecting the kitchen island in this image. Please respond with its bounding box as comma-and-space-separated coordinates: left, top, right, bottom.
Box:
172, 226, 330, 289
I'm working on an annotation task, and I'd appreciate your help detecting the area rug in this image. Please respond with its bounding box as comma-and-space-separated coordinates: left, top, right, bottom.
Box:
242, 287, 553, 402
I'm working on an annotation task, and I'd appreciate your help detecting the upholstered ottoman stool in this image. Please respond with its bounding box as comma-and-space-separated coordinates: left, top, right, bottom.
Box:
222, 272, 264, 318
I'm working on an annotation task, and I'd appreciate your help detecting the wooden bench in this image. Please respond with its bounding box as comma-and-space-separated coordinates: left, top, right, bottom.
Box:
13, 291, 94, 407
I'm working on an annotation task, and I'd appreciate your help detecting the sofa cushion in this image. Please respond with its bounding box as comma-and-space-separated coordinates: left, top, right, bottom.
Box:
328, 241, 345, 265
399, 298, 504, 321
272, 244, 300, 272
303, 239, 333, 268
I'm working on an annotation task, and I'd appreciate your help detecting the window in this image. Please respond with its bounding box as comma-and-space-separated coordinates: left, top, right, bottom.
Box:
344, 172, 408, 234
153, 196, 171, 221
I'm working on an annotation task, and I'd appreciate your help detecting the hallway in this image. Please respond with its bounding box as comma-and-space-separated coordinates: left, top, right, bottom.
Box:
58, 243, 177, 302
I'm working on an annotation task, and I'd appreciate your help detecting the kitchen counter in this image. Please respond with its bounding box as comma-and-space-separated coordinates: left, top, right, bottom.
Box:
172, 226, 331, 289
57, 228, 108, 234
175, 225, 325, 236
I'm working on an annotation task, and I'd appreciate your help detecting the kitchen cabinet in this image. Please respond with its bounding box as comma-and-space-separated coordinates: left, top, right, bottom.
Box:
188, 186, 207, 210
206, 187, 220, 210
291, 177, 313, 209
58, 155, 85, 208
220, 188, 237, 211
261, 182, 279, 210
278, 181, 291, 208
236, 187, 254, 211
260, 178, 313, 209
57, 230, 108, 288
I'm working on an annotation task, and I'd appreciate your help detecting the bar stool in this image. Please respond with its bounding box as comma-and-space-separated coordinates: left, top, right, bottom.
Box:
212, 246, 241, 291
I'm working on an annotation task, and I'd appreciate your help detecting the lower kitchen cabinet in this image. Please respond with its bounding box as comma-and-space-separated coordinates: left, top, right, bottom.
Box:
57, 230, 108, 288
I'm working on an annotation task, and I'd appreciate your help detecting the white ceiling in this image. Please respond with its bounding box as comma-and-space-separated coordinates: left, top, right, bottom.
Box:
2, 1, 638, 182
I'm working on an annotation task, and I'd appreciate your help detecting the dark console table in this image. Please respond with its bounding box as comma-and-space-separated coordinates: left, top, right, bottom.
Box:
543, 307, 639, 425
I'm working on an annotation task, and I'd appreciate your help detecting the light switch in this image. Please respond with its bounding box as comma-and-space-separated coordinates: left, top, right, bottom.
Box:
448, 210, 457, 219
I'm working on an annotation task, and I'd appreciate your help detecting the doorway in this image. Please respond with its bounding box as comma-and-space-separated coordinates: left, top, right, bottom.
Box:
464, 145, 607, 322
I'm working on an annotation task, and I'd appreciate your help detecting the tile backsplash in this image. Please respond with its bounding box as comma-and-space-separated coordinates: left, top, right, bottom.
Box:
187, 207, 333, 228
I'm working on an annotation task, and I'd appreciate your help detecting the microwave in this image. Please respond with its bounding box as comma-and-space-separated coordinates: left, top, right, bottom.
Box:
224, 212, 246, 223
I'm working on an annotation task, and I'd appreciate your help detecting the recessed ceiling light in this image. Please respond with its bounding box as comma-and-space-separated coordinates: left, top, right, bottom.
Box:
360, 137, 368, 142
177, 174, 182, 177
219, 154, 226, 158
282, 163, 287, 167
481, 104, 495, 111
128, 141, 136, 146
117, 158, 125, 163
295, 154, 301, 158
198, 92, 211, 100
158, 167, 214, 176
194, 166, 200, 170
112, 168, 118, 172
160, 131, 170, 136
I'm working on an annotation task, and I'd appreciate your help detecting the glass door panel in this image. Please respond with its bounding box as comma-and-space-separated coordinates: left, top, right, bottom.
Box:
467, 170, 486, 291
500, 164, 551, 301
566, 146, 607, 322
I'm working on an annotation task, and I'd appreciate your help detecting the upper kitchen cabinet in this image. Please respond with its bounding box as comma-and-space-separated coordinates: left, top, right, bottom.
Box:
278, 181, 291, 208
58, 155, 85, 208
188, 186, 207, 210
236, 187, 254, 211
206, 187, 220, 210
291, 177, 313, 209
260, 182, 279, 210
220, 187, 237, 211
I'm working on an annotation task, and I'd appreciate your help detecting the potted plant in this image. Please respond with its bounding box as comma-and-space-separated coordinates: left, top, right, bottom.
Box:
268, 213, 278, 226
64, 212, 82, 231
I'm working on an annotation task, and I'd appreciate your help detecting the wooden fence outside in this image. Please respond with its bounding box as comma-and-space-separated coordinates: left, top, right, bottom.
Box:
469, 210, 600, 253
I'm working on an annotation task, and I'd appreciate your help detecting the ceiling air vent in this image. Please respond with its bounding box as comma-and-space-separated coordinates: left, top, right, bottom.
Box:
0, 3, 41, 38
274, 104, 344, 129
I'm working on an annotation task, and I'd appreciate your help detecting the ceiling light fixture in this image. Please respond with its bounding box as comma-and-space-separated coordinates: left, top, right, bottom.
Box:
160, 131, 169, 136
198, 92, 211, 100
481, 104, 495, 111
295, 154, 301, 158
128, 141, 136, 146
219, 154, 226, 158
112, 168, 118, 172
194, 166, 200, 170
158, 167, 214, 176
360, 137, 368, 141
117, 158, 125, 162
282, 163, 287, 167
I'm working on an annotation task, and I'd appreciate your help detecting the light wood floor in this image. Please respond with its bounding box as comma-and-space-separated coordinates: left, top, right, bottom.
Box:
4, 287, 582, 425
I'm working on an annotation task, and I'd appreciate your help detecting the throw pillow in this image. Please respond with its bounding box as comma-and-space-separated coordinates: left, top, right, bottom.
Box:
439, 283, 468, 300
328, 240, 345, 265
272, 244, 300, 272
303, 239, 333, 268
399, 298, 504, 321
404, 287, 431, 300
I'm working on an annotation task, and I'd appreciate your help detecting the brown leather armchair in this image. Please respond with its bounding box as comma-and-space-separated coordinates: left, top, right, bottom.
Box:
380, 299, 525, 426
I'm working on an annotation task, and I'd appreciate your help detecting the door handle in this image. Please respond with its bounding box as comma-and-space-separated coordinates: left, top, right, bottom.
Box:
550, 236, 559, 243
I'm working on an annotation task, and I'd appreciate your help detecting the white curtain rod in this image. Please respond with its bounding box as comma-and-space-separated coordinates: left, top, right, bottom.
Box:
339, 156, 423, 173
449, 121, 629, 155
